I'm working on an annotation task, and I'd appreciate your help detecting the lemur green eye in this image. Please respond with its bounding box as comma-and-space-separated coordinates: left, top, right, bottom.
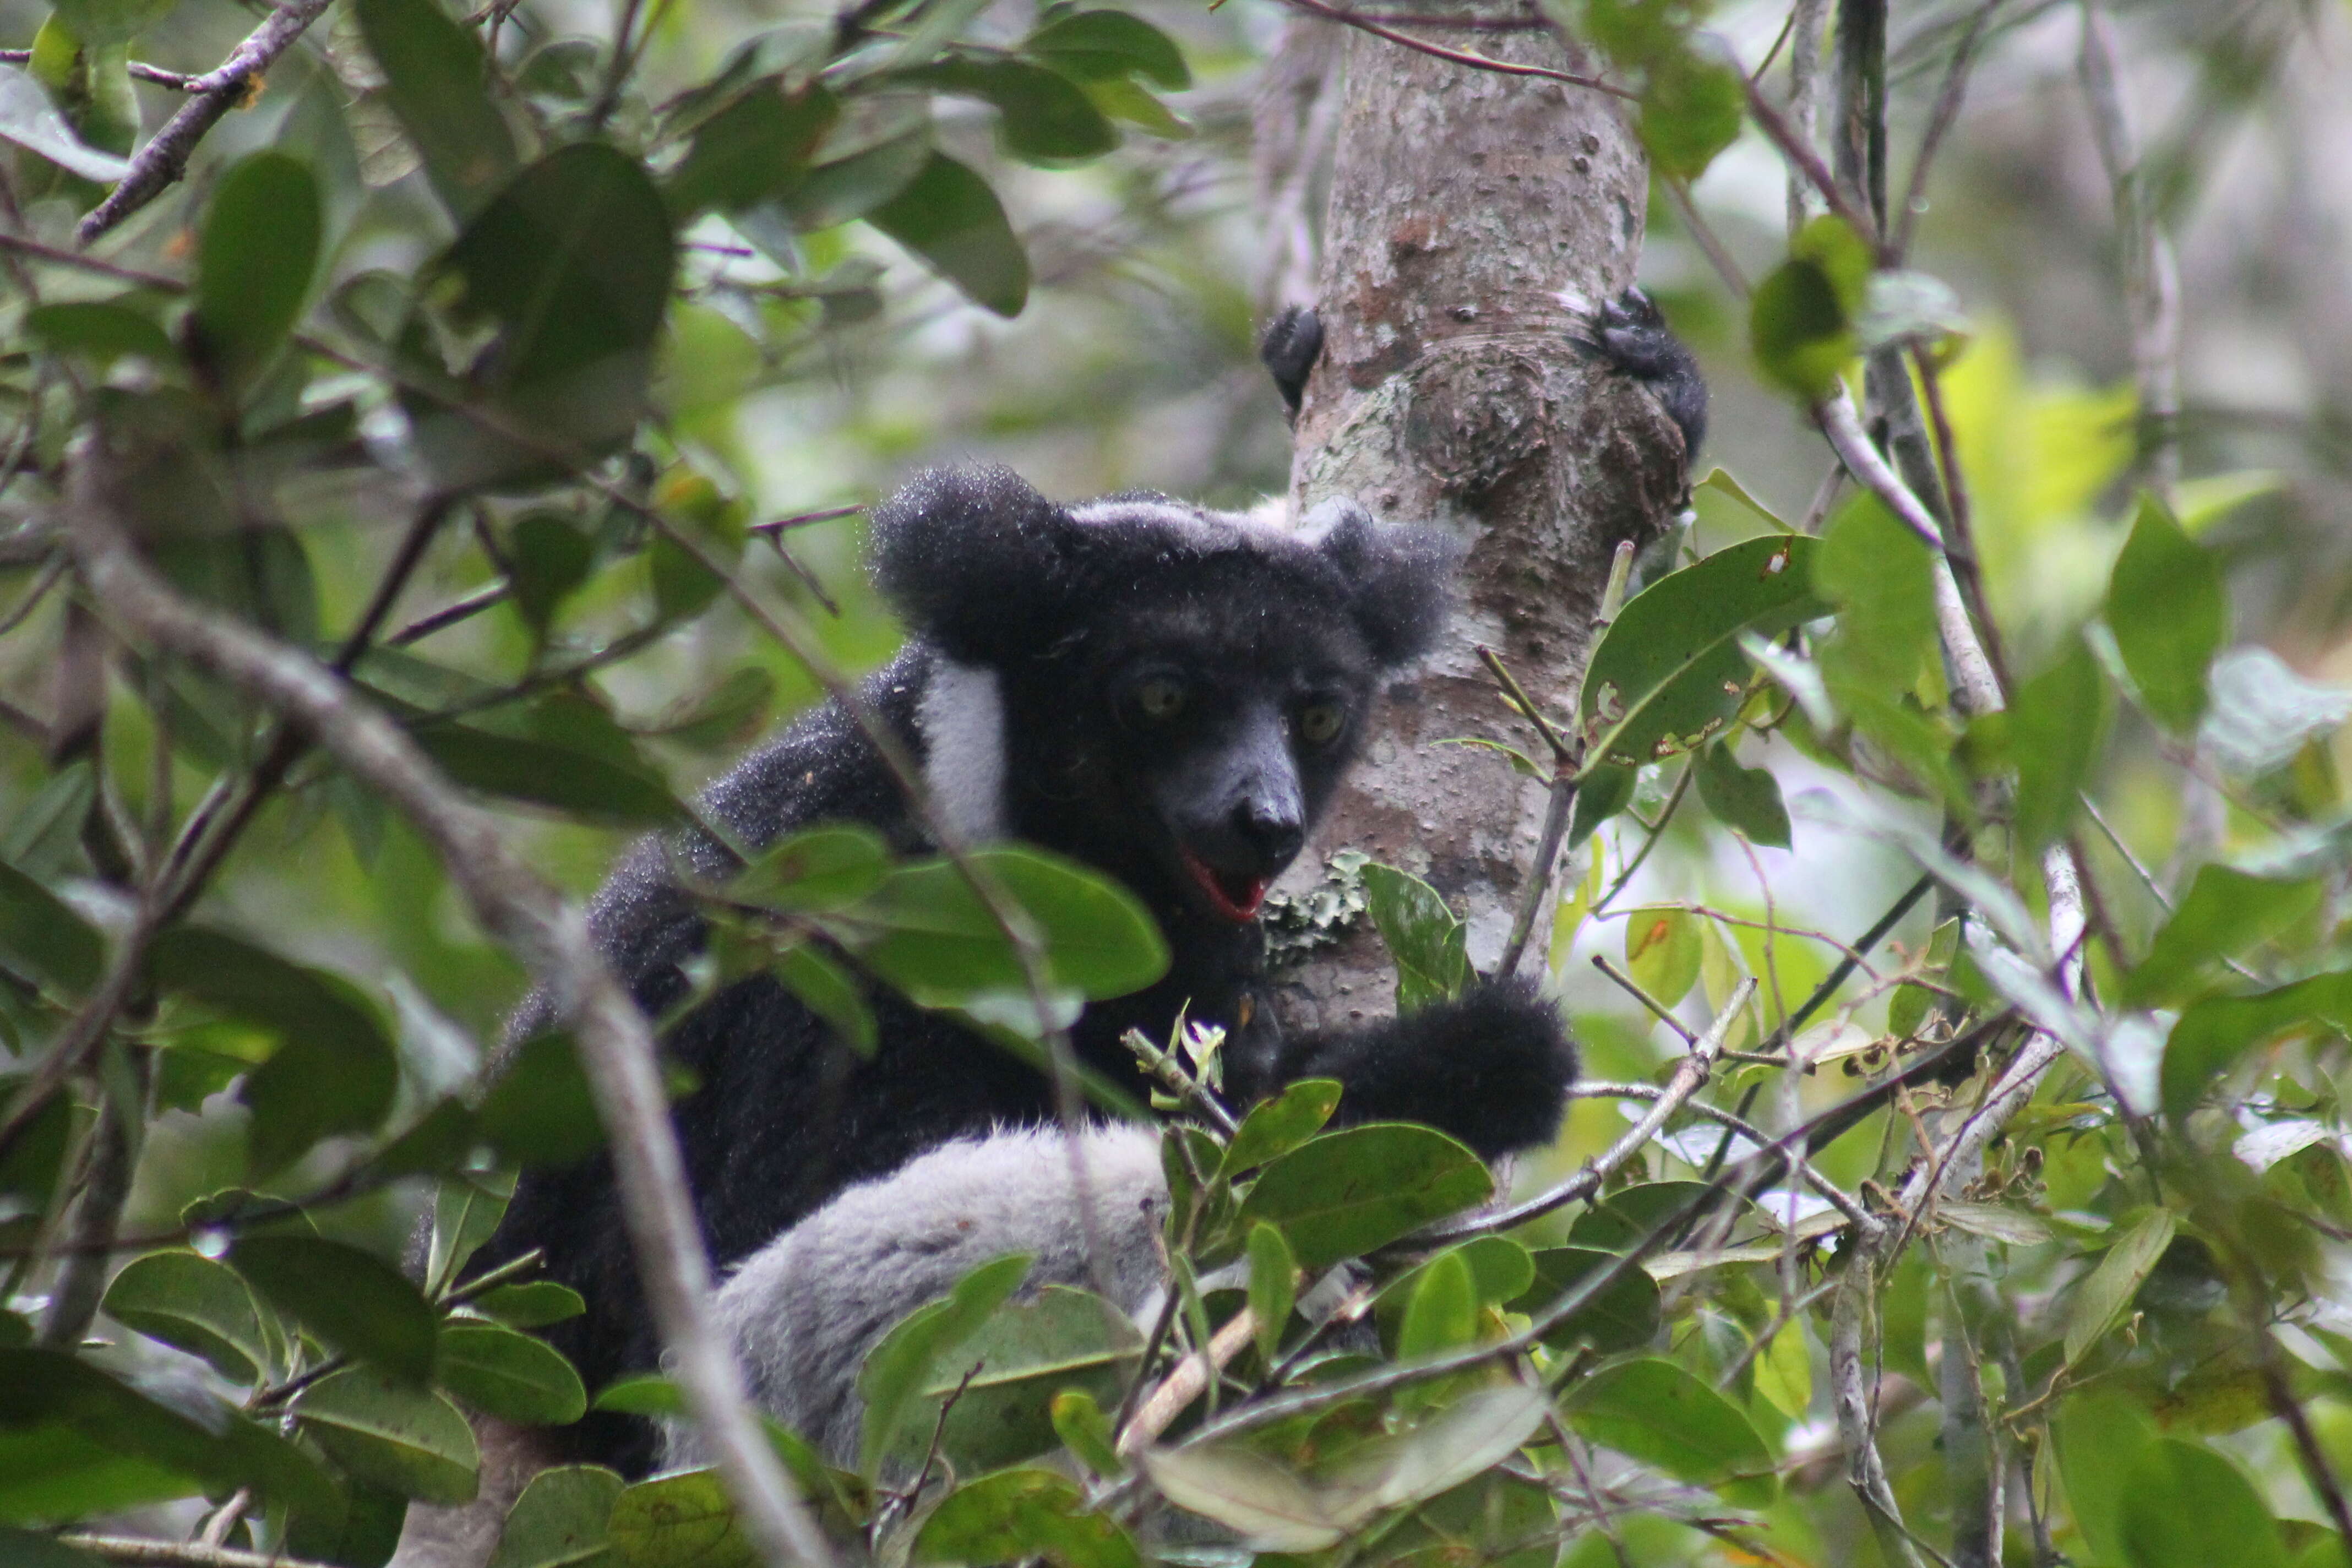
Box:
1297, 701, 1346, 745
1135, 677, 1187, 721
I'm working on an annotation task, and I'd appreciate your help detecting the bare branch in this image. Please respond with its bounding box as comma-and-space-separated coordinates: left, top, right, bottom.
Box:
77, 0, 337, 244
63, 1535, 342, 1568
1273, 0, 1635, 99
63, 452, 839, 1568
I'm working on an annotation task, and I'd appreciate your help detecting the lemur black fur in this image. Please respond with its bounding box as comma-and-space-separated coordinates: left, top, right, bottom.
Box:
1260, 290, 1707, 462
472, 469, 1578, 1474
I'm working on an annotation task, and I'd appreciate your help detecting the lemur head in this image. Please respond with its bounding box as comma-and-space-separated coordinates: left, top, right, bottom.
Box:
871, 466, 1458, 927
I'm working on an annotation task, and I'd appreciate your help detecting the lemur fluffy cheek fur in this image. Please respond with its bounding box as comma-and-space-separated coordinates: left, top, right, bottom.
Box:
466, 465, 1580, 1476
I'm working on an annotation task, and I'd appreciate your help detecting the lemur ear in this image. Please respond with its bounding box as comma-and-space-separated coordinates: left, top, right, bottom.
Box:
1304, 499, 1462, 670
869, 466, 1074, 665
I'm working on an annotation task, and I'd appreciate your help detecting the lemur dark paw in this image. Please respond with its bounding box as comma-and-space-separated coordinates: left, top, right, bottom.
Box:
1260, 304, 1324, 423
1404, 976, 1577, 1160
1576, 287, 1708, 462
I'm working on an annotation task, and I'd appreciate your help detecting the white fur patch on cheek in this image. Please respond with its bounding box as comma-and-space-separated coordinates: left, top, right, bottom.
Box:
918, 657, 1008, 843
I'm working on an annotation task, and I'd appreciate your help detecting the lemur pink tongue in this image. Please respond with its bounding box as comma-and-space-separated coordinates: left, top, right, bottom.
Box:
1181, 850, 1268, 923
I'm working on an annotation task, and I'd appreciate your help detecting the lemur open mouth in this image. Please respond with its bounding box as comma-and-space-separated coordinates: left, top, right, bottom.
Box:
1179, 847, 1270, 924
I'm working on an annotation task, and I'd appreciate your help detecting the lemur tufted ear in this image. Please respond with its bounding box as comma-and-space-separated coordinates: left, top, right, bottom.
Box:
868, 466, 1075, 666
1305, 499, 1463, 671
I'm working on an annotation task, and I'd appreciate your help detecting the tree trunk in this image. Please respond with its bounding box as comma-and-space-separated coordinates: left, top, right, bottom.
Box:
1274, 12, 1689, 1028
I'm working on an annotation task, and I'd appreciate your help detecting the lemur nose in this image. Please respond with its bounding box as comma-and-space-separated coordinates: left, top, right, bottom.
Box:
1236, 802, 1304, 865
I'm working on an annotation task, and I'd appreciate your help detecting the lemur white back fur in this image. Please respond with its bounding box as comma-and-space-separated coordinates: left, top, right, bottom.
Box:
663, 1123, 1169, 1470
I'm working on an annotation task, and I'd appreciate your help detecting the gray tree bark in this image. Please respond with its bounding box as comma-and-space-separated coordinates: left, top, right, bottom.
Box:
1273, 12, 1690, 1027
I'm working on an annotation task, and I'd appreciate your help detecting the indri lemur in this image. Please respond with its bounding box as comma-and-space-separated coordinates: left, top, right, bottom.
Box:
472, 290, 1703, 1475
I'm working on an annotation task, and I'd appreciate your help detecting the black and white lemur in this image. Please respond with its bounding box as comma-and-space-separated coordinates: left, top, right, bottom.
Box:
466, 292, 1706, 1478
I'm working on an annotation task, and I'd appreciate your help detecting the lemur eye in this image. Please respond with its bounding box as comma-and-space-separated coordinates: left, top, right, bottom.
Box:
1134, 677, 1187, 721
1297, 701, 1346, 745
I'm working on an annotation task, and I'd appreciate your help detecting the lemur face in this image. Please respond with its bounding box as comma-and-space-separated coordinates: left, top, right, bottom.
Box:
1036, 581, 1378, 925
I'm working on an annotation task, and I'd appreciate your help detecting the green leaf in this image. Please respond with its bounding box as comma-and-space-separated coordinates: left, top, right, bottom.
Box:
609, 1468, 752, 1568
415, 143, 677, 489
471, 1281, 588, 1330
2051, 1391, 2157, 1565
866, 152, 1030, 317
897, 1285, 1142, 1475
476, 1031, 607, 1168
355, 0, 517, 219
2163, 971, 2352, 1123
2126, 866, 2323, 1009
1580, 534, 1827, 769
856, 1251, 1031, 1477
1638, 47, 1741, 180
734, 825, 890, 912
0, 858, 104, 996
1565, 1357, 1775, 1506
437, 1321, 588, 1425
2120, 1438, 2289, 1568
2009, 636, 2110, 852
146, 926, 399, 1177
293, 1367, 480, 1505
1397, 1247, 1477, 1360
899, 58, 1117, 164
916, 1467, 1140, 1568
774, 127, 932, 230
1024, 10, 1190, 88
665, 80, 839, 217
2062, 1208, 2176, 1369
1814, 494, 1937, 692
230, 1234, 439, 1383
1050, 1389, 1123, 1480
1510, 1246, 1662, 1353
1246, 1222, 1297, 1366
1623, 905, 1702, 1009
1359, 863, 1469, 1012
772, 946, 878, 1057
1750, 214, 1874, 400
853, 846, 1168, 1010
24, 299, 176, 365
1139, 1448, 1344, 1553
2200, 646, 2352, 777
0, 1528, 103, 1566
2108, 493, 2226, 733
415, 722, 681, 825
101, 1250, 270, 1387
1240, 1124, 1493, 1271
193, 152, 320, 395
0, 61, 130, 181
590, 1374, 682, 1417
488, 1463, 622, 1568
505, 513, 597, 633
1221, 1078, 1341, 1175
1693, 740, 1789, 847
1751, 1317, 1812, 1419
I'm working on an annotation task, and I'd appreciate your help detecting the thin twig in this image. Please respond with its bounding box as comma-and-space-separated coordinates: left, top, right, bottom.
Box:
78, 0, 339, 243
1893, 0, 2001, 259
390, 580, 510, 645
62, 1537, 341, 1568
1590, 757, 1694, 915
1742, 72, 1885, 258
65, 449, 841, 1568
1591, 953, 1698, 1044
749, 503, 865, 536
1274, 0, 1635, 98
1118, 1305, 1258, 1455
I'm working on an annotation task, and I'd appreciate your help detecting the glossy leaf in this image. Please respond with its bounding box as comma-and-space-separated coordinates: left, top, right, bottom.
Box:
1566, 1357, 1775, 1506
1359, 862, 1469, 1012
900, 1284, 1142, 1474
2119, 1437, 2288, 1568
665, 80, 839, 216
2108, 494, 2226, 733
2163, 971, 2352, 1123
293, 1368, 480, 1505
2062, 1208, 2176, 1369
487, 1463, 622, 1568
1240, 1123, 1492, 1271
470, 1281, 588, 1330
772, 945, 877, 1056
230, 1234, 439, 1382
0, 857, 104, 997
1221, 1077, 1341, 1175
1023, 10, 1189, 88
1581, 534, 1825, 771
918, 1467, 1140, 1568
146, 926, 398, 1177
100, 1250, 271, 1386
1246, 1222, 1297, 1366
355, 0, 517, 218
900, 57, 1117, 164
2126, 866, 2322, 1009
1750, 215, 1874, 399
2008, 636, 2110, 852
1141, 1447, 1344, 1553
853, 846, 1167, 1008
609, 1468, 751, 1568
0, 63, 130, 182
1050, 1389, 1123, 1479
1396, 1246, 1477, 1360
866, 152, 1029, 318
1510, 1245, 1662, 1352
193, 153, 320, 395
436, 1321, 588, 1425
856, 1250, 1030, 1477
734, 825, 890, 912
1623, 905, 1702, 1009
1693, 739, 1790, 847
